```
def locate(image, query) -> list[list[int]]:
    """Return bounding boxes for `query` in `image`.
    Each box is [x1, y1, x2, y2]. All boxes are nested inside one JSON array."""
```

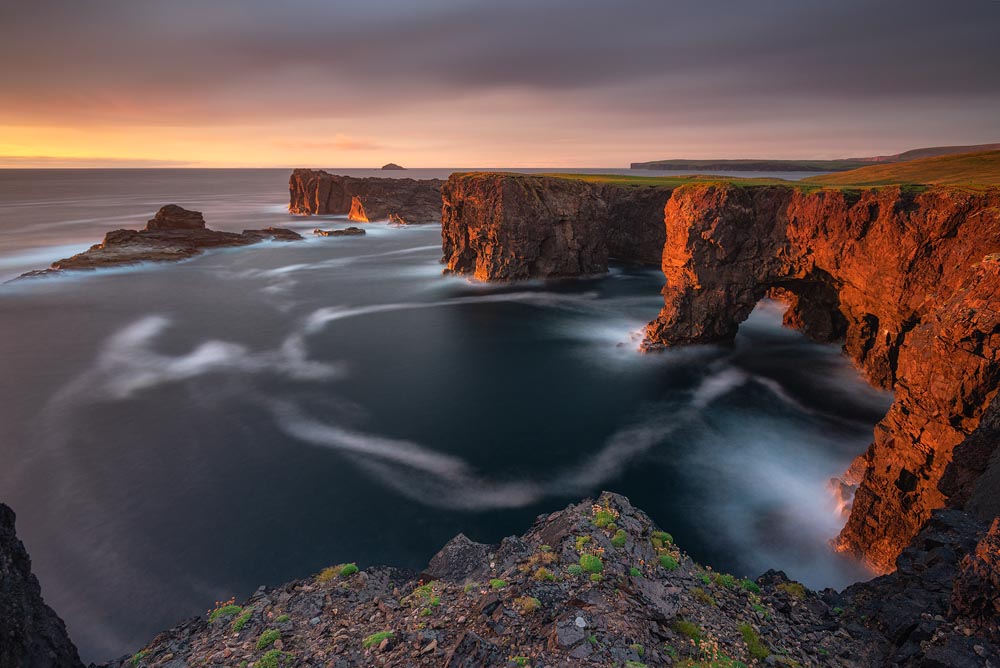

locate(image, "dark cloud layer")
[[1, 0, 998, 162]]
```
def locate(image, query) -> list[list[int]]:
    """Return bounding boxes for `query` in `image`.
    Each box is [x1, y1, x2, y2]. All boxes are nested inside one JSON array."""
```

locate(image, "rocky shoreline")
[[2, 493, 997, 668], [16, 205, 303, 280]]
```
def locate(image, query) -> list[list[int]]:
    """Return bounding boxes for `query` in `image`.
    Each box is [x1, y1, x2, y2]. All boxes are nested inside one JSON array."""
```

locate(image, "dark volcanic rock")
[[17, 205, 302, 278], [641, 183, 1000, 574], [837, 509, 1000, 667], [951, 517, 1000, 642], [313, 226, 366, 237], [100, 492, 900, 668], [1, 503, 83, 668], [440, 173, 671, 279], [288, 168, 443, 224]]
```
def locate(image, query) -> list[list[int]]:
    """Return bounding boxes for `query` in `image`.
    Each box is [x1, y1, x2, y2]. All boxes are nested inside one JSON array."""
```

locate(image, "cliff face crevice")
[[288, 169, 443, 225], [643, 183, 1000, 573], [440, 173, 671, 279]]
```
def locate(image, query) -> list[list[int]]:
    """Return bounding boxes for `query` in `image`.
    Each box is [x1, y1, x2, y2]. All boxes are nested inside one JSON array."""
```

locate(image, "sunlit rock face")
[[288, 169, 443, 224], [643, 183, 1000, 573], [440, 173, 672, 279]]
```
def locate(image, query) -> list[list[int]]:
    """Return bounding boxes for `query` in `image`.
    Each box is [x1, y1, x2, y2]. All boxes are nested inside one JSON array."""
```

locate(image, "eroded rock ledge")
[[288, 169, 443, 225], [440, 173, 670, 279], [18, 204, 302, 279]]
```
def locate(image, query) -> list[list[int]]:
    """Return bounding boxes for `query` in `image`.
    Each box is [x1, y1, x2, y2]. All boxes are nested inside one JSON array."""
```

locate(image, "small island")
[[380, 163, 406, 170]]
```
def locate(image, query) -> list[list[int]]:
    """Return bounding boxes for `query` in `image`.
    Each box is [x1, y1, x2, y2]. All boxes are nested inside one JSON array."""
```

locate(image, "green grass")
[[801, 150, 1000, 187], [454, 150, 1000, 193], [511, 657, 530, 667], [673, 620, 702, 642], [317, 563, 357, 583], [579, 553, 604, 574], [130, 650, 149, 667], [208, 604, 242, 622], [650, 531, 673, 550], [575, 535, 592, 551], [275, 614, 290, 623], [256, 629, 280, 650], [630, 643, 645, 657], [629, 566, 642, 577], [776, 581, 807, 600], [566, 564, 584, 576], [611, 529, 627, 548], [256, 650, 289, 668], [489, 578, 508, 589], [712, 573, 737, 589], [738, 623, 770, 660], [739, 579, 760, 594], [338, 563, 359, 577], [533, 567, 556, 582], [659, 554, 679, 570], [692, 587, 716, 606], [232, 609, 253, 632], [362, 631, 394, 649]]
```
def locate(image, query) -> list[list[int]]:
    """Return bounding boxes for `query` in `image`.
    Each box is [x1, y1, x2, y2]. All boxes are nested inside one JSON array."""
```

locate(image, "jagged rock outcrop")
[[640, 183, 1000, 574], [1, 503, 83, 668], [100, 493, 891, 668], [93, 493, 999, 668], [440, 173, 671, 279], [288, 169, 443, 224], [832, 509, 999, 667], [17, 205, 302, 278]]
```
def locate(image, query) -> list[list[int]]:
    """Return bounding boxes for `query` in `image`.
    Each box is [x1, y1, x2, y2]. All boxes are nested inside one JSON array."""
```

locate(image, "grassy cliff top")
[[799, 150, 1000, 187], [455, 152, 1000, 191]]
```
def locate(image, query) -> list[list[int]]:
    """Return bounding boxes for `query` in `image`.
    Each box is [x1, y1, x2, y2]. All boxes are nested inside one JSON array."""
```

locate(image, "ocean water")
[[0, 168, 889, 662]]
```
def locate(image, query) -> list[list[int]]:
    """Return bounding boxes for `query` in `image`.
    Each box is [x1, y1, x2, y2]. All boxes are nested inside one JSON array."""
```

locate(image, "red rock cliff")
[[643, 183, 1000, 573], [440, 173, 671, 279], [288, 168, 444, 225]]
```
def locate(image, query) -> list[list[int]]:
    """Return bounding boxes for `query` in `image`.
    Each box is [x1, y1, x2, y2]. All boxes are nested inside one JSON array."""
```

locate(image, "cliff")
[[440, 173, 670, 279], [643, 183, 1000, 573], [439, 172, 1000, 575], [288, 169, 443, 225], [17, 204, 302, 279], [90, 493, 998, 668], [1, 503, 83, 668]]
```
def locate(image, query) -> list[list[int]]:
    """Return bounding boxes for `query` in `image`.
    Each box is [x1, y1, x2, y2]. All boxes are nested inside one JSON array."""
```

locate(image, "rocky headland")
[[440, 173, 671, 279], [440, 172, 1000, 578], [3, 493, 997, 668], [288, 169, 443, 225], [17, 205, 302, 279]]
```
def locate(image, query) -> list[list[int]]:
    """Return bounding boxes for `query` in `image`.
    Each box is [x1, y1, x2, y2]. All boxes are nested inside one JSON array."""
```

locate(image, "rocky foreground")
[[5, 493, 997, 668], [17, 205, 302, 279], [288, 169, 443, 225]]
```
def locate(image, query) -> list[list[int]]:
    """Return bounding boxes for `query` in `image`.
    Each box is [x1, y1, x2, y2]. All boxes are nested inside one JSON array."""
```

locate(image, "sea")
[[0, 168, 892, 661]]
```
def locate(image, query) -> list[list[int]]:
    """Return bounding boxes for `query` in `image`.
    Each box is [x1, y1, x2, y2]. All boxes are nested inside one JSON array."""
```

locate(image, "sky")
[[1, 0, 999, 168]]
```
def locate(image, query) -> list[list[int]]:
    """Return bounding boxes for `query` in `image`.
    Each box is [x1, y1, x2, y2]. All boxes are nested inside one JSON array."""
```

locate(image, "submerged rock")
[[16, 205, 302, 279], [1, 503, 83, 668]]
